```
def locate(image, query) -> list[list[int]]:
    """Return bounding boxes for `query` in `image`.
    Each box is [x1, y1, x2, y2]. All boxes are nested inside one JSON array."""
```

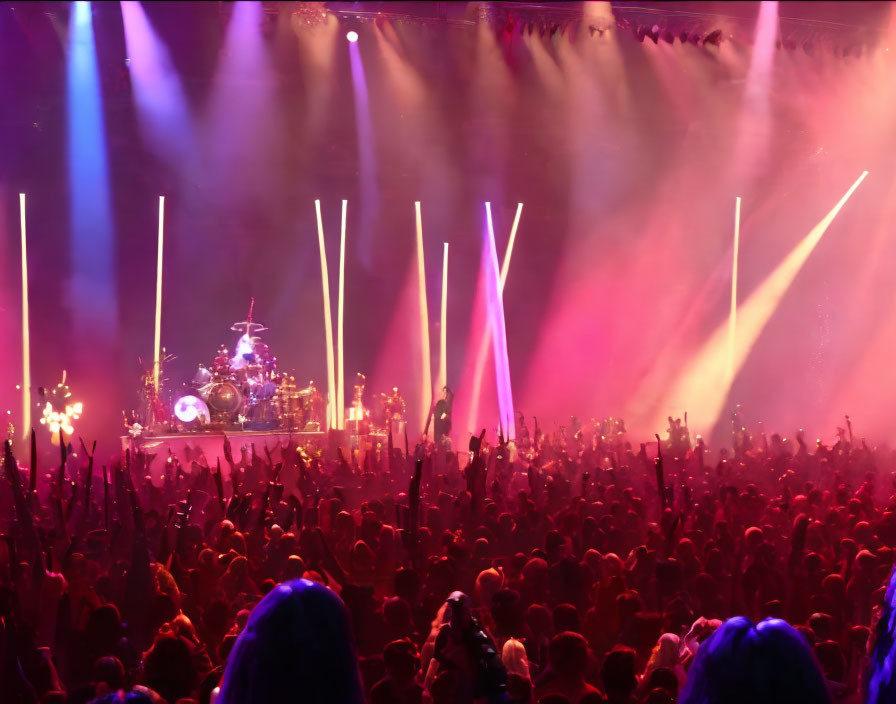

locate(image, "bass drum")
[[206, 380, 243, 414]]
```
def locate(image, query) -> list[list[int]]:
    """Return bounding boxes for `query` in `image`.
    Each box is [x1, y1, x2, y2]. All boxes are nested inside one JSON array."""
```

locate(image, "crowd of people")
[[2, 412, 896, 704]]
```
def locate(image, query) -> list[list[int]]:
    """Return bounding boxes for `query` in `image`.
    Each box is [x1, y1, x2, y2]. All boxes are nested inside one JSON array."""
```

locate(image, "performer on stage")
[[348, 373, 369, 433], [352, 373, 367, 419], [433, 386, 454, 445]]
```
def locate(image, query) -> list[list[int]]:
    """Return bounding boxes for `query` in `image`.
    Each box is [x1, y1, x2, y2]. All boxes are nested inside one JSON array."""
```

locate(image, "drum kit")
[[370, 386, 408, 438], [165, 301, 406, 435], [173, 301, 323, 431]]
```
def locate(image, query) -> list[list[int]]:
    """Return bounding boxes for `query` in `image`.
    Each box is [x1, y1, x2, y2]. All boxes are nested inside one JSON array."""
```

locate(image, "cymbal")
[[230, 322, 268, 338]]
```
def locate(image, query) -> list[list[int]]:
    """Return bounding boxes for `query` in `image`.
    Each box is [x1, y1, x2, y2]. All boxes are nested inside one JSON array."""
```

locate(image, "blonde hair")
[[502, 638, 530, 680]]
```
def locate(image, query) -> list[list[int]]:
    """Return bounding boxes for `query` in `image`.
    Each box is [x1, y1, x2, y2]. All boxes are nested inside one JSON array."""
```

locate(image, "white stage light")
[[174, 395, 210, 424]]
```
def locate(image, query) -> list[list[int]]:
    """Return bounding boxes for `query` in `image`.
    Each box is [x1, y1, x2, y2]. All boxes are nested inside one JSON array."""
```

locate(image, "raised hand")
[[102, 464, 110, 530], [129, 489, 145, 536], [28, 429, 37, 493], [78, 437, 96, 462], [213, 458, 226, 510], [4, 440, 20, 488]]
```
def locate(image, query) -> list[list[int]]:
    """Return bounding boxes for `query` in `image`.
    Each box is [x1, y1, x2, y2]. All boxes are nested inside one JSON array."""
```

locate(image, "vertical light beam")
[[438, 242, 449, 393], [726, 196, 741, 386], [315, 200, 337, 430], [415, 201, 432, 431], [337, 199, 347, 430], [153, 196, 165, 392], [19, 194, 30, 439], [485, 203, 516, 438], [499, 203, 523, 288]]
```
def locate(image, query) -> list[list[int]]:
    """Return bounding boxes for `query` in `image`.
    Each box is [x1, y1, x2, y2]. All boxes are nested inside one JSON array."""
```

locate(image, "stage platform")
[[121, 428, 388, 481], [121, 430, 326, 476]]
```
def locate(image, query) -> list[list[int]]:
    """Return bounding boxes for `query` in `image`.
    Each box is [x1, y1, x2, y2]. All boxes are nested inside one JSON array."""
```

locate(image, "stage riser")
[[121, 431, 325, 482]]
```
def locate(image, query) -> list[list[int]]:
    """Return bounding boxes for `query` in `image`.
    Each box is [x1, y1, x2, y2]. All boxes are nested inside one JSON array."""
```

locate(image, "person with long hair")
[[639, 633, 686, 696], [217, 579, 364, 704]]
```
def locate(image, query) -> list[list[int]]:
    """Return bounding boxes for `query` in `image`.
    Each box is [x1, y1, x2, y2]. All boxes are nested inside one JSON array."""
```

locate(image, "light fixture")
[[346, 30, 358, 42], [174, 395, 210, 424]]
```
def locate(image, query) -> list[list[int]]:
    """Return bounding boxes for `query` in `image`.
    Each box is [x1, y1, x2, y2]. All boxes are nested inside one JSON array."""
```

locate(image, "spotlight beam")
[[315, 200, 337, 430], [121, 0, 195, 166], [415, 201, 432, 431], [655, 171, 868, 434], [20, 193, 30, 440], [467, 203, 523, 434], [485, 202, 516, 439], [68, 0, 118, 400], [348, 35, 377, 268]]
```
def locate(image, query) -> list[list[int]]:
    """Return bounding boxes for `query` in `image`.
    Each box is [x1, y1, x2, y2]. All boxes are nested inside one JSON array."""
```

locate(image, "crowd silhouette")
[[2, 413, 896, 703]]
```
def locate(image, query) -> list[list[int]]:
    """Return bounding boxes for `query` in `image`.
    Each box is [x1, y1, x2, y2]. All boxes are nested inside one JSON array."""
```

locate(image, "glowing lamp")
[[174, 395, 211, 424], [346, 30, 358, 43]]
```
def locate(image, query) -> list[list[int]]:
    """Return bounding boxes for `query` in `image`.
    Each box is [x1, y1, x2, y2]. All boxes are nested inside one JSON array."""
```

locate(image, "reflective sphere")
[[207, 382, 242, 413]]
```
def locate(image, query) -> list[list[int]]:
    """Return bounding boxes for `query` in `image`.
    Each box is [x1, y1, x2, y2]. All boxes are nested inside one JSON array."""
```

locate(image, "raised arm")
[[4, 441, 45, 578]]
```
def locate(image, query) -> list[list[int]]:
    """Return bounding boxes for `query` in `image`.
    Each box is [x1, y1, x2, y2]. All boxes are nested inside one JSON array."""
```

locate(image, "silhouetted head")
[[86, 604, 123, 654], [445, 591, 474, 632], [552, 603, 580, 634], [383, 639, 419, 682], [868, 565, 896, 704], [91, 655, 125, 691], [142, 635, 196, 704], [549, 631, 590, 681], [218, 579, 364, 704], [680, 617, 832, 704], [601, 645, 637, 699]]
